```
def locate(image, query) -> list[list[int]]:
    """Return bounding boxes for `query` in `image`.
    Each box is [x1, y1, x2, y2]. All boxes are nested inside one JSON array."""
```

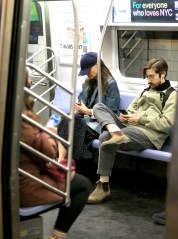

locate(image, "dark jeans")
[[54, 174, 92, 232]]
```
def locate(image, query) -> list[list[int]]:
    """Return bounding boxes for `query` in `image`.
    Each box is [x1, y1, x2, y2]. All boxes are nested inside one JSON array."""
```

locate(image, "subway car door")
[[0, 0, 34, 238]]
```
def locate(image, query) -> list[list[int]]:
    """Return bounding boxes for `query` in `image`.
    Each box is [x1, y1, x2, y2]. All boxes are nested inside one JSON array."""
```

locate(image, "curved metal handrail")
[[97, 0, 114, 103], [26, 46, 57, 79]]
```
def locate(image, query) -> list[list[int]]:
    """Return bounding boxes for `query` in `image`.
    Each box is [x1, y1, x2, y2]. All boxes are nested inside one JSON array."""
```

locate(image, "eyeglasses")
[[145, 74, 158, 81]]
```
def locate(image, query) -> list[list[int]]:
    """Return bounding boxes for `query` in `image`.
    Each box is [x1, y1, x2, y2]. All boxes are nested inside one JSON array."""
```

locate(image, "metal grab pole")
[[65, 0, 79, 205], [166, 96, 178, 239], [97, 0, 114, 103]]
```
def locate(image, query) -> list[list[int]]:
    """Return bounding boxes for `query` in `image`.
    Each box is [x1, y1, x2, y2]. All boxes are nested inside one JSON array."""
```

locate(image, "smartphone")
[[46, 114, 61, 127], [119, 109, 128, 115]]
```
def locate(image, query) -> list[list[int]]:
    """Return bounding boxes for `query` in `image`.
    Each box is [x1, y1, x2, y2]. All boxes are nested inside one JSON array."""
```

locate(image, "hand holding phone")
[[119, 109, 128, 115], [46, 114, 61, 127]]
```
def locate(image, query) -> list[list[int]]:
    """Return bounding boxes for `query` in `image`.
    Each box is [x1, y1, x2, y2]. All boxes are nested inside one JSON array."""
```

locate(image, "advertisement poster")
[[49, 1, 90, 65], [58, 21, 89, 64], [113, 0, 178, 23]]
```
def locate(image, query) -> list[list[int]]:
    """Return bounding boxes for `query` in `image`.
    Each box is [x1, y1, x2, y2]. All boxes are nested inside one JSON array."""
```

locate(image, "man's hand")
[[119, 108, 140, 124]]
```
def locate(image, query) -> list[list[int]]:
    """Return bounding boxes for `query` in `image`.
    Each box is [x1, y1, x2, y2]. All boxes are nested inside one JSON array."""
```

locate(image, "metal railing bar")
[[26, 62, 74, 95], [18, 168, 66, 197], [29, 56, 55, 74], [35, 100, 54, 115], [24, 87, 72, 121], [28, 61, 56, 79], [31, 55, 55, 70], [30, 68, 56, 89], [121, 30, 128, 38], [20, 141, 68, 171], [26, 46, 55, 63], [21, 114, 70, 147], [125, 47, 143, 71], [31, 75, 50, 89], [34, 84, 56, 103], [26, 48, 56, 78], [126, 38, 142, 57], [29, 68, 56, 81], [122, 31, 138, 49], [29, 66, 56, 79]]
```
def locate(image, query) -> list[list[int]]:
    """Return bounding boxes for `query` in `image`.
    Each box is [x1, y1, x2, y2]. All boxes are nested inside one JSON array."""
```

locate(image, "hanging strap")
[[160, 87, 176, 109]]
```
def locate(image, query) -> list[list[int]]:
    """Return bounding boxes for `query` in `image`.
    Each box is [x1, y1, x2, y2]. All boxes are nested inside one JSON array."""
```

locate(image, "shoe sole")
[[101, 139, 132, 151], [152, 215, 166, 225], [87, 195, 112, 205]]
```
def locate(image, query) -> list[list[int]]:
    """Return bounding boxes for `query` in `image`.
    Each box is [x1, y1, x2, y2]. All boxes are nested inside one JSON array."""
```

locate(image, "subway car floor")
[[42, 159, 167, 239]]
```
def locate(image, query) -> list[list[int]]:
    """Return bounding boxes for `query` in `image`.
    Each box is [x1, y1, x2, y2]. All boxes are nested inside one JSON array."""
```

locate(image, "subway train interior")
[[1, 0, 178, 238]]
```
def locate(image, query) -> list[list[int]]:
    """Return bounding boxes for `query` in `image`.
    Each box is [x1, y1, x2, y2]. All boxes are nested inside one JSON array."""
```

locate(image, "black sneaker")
[[152, 211, 166, 225]]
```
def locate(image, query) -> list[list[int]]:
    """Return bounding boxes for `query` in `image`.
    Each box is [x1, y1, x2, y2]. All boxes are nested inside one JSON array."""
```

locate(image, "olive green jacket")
[[126, 85, 177, 149]]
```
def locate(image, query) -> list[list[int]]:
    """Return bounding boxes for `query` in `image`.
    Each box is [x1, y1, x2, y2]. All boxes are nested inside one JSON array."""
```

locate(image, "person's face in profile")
[[87, 64, 97, 80], [145, 69, 166, 89]]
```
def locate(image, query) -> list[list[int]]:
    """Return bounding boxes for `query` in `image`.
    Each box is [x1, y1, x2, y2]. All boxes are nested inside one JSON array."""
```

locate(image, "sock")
[[106, 124, 122, 134], [100, 176, 109, 183]]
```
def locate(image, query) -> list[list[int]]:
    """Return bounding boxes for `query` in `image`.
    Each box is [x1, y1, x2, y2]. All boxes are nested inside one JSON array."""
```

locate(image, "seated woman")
[[58, 52, 120, 161], [19, 70, 92, 239]]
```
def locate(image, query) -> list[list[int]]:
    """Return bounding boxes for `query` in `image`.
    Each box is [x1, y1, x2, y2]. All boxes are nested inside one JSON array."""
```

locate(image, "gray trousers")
[[93, 103, 155, 176]]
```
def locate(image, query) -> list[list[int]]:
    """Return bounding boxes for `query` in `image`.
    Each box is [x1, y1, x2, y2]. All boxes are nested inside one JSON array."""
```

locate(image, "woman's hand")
[[45, 126, 58, 146], [46, 126, 57, 134], [75, 101, 92, 115], [57, 141, 68, 161]]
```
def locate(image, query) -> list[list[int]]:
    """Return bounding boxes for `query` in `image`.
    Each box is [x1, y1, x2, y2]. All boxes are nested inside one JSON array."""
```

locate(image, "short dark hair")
[[143, 58, 168, 78]]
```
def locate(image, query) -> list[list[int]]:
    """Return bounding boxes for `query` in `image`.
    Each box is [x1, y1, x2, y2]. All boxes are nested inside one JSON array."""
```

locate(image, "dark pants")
[[54, 174, 92, 232]]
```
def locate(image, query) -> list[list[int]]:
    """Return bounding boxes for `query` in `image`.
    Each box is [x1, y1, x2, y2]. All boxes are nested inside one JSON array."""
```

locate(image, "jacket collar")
[[155, 80, 171, 91]]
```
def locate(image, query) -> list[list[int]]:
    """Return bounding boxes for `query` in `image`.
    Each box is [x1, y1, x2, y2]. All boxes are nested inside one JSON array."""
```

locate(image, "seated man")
[[87, 58, 177, 204]]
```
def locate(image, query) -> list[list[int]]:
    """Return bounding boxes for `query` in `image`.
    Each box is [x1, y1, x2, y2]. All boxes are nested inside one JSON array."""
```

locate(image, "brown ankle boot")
[[48, 229, 67, 239], [87, 181, 111, 204]]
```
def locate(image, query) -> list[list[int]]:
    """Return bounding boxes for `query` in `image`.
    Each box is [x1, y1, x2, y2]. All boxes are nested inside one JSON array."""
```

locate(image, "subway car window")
[[117, 30, 178, 81], [29, 0, 43, 44]]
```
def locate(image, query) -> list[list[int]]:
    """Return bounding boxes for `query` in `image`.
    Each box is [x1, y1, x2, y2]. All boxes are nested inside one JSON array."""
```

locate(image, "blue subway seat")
[[92, 139, 172, 162], [20, 202, 62, 217]]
